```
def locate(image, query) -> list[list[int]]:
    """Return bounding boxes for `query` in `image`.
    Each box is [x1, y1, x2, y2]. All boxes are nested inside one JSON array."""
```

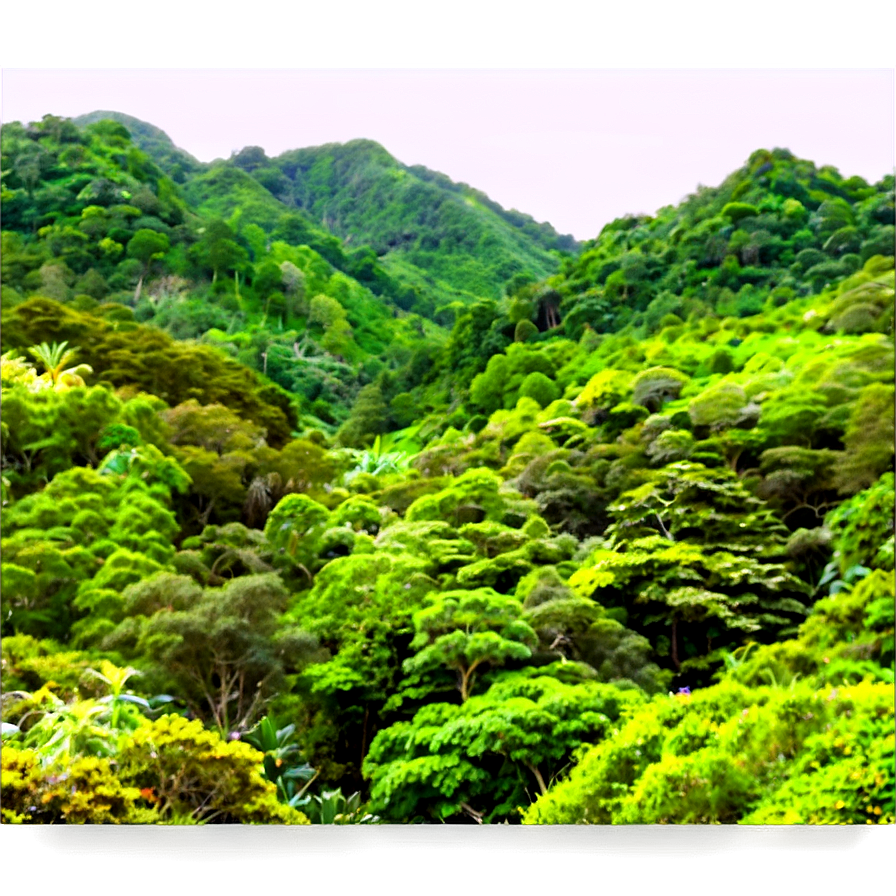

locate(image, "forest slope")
[[1, 115, 893, 826]]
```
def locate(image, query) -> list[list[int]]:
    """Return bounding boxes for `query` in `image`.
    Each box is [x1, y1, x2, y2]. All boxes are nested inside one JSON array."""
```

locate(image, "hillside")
[[264, 139, 578, 300], [71, 111, 579, 308], [0, 113, 441, 433], [1, 113, 893, 827], [72, 110, 205, 182]]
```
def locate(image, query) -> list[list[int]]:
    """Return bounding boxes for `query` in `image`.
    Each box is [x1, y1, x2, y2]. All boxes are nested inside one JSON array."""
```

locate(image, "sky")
[[3, 68, 893, 242]]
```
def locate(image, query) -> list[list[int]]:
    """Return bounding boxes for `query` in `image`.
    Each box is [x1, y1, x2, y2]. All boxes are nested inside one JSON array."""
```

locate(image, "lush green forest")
[[1, 113, 893, 825]]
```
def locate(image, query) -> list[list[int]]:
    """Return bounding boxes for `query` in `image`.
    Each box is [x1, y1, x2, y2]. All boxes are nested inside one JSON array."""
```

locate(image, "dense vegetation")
[[1, 114, 893, 825]]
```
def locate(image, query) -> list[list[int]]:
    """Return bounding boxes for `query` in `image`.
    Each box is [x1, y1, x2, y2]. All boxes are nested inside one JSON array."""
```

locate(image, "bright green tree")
[[403, 588, 537, 702], [126, 229, 169, 302]]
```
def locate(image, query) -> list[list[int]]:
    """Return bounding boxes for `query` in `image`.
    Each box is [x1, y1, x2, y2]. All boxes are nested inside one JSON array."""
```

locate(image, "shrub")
[[1, 746, 157, 824], [518, 371, 560, 409], [514, 320, 538, 343], [117, 715, 310, 824]]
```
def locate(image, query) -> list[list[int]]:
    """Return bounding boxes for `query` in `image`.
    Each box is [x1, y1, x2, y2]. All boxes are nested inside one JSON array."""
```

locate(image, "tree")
[[279, 261, 307, 311], [263, 493, 332, 574], [469, 355, 509, 414], [514, 320, 538, 343], [178, 448, 249, 526], [11, 141, 48, 198], [160, 400, 266, 527], [126, 573, 317, 732], [0, 382, 124, 496], [403, 588, 537, 702], [404, 468, 508, 526], [721, 202, 760, 224], [566, 462, 813, 676], [26, 342, 93, 391], [363, 671, 641, 822], [631, 367, 689, 412], [688, 381, 751, 431], [570, 534, 810, 677], [190, 220, 248, 284], [833, 384, 895, 495], [126, 229, 169, 303], [606, 461, 789, 551], [163, 400, 264, 456], [337, 384, 388, 448], [823, 473, 894, 577], [758, 388, 830, 449], [518, 371, 560, 409], [308, 294, 354, 357], [757, 446, 839, 525], [2, 297, 296, 445], [646, 429, 695, 465], [522, 583, 669, 693], [308, 294, 346, 329], [253, 260, 283, 302]]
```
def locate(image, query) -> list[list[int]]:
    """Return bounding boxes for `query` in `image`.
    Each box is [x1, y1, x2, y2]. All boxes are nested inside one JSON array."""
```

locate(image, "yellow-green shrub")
[[1, 746, 157, 824], [116, 714, 310, 824], [523, 680, 894, 825]]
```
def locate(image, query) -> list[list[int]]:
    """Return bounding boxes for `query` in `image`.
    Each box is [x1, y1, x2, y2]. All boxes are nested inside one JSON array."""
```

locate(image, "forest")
[[0, 111, 893, 825]]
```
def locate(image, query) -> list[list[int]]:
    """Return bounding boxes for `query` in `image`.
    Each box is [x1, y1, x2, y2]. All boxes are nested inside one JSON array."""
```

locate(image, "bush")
[[117, 715, 310, 824], [518, 371, 560, 409], [514, 320, 539, 343], [722, 202, 759, 223], [1, 746, 157, 824], [523, 670, 895, 825]]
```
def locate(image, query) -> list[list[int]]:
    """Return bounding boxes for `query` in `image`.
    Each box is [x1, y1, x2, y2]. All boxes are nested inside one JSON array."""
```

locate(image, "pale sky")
[[2, 69, 893, 241]]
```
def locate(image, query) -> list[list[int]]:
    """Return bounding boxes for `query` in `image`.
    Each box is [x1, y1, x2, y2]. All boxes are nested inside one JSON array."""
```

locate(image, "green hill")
[[253, 138, 579, 300], [543, 147, 895, 339], [0, 113, 438, 431], [2, 114, 893, 829], [72, 110, 205, 183], [69, 112, 579, 309]]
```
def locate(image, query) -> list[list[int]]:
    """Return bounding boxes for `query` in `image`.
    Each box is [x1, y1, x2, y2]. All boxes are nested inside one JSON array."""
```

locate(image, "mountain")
[[2, 112, 893, 828], [0, 112, 438, 431], [70, 112, 579, 307], [260, 139, 578, 300], [72, 110, 205, 183], [504, 147, 895, 343]]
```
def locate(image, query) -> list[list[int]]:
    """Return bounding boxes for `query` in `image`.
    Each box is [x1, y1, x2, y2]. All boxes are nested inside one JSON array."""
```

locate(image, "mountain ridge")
[[71, 110, 578, 303]]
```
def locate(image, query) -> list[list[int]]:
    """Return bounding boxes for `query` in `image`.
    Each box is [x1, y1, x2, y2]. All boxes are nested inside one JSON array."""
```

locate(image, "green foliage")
[[365, 672, 642, 822], [833, 384, 895, 495], [404, 588, 537, 702], [263, 493, 332, 574], [518, 371, 561, 409], [270, 139, 574, 302], [2, 298, 297, 445], [606, 461, 790, 551], [405, 468, 507, 525], [293, 788, 380, 824], [722, 202, 760, 223], [523, 679, 894, 825], [569, 463, 811, 678], [338, 384, 388, 448], [1, 746, 157, 824], [2, 120, 893, 826], [688, 380, 751, 431], [127, 228, 169, 266], [631, 367, 689, 412], [825, 473, 894, 575], [111, 573, 318, 732], [117, 714, 310, 823], [514, 319, 539, 343], [237, 714, 316, 805]]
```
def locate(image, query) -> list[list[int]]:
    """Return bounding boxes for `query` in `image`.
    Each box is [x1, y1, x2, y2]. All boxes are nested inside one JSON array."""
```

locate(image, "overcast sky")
[[2, 69, 893, 241]]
